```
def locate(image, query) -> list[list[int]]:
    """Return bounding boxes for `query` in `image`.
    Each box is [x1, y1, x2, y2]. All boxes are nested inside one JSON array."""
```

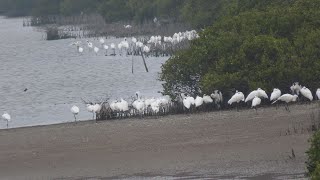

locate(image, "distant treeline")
[[0, 0, 226, 28]]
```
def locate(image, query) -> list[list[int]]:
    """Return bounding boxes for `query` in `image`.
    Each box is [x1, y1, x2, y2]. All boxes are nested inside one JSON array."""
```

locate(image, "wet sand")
[[0, 103, 319, 180]]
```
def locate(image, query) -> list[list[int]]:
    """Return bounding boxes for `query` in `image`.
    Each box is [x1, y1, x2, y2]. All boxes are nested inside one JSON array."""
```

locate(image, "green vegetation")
[[0, 0, 223, 28], [160, 0, 320, 98], [307, 131, 320, 179]]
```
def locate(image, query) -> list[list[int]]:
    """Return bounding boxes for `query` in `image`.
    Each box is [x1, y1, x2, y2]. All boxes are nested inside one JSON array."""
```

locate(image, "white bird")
[[300, 86, 313, 101], [71, 105, 80, 122], [272, 94, 298, 111], [228, 91, 245, 111], [245, 88, 268, 102], [93, 104, 101, 113], [132, 99, 145, 113], [143, 46, 150, 53], [203, 94, 213, 104], [290, 82, 302, 95], [94, 47, 99, 54], [151, 101, 160, 113], [78, 47, 84, 53], [124, 25, 132, 29], [99, 38, 105, 44], [181, 94, 195, 110], [87, 40, 93, 49], [316, 88, 320, 100], [110, 100, 119, 111], [182, 96, 191, 109], [270, 88, 281, 102], [228, 91, 245, 105], [195, 96, 204, 107], [2, 112, 11, 129], [245, 90, 258, 103], [110, 43, 116, 55], [211, 90, 223, 108], [252, 96, 261, 112], [132, 37, 137, 43], [133, 92, 145, 113], [86, 104, 95, 120], [257, 88, 268, 99], [118, 99, 129, 112]]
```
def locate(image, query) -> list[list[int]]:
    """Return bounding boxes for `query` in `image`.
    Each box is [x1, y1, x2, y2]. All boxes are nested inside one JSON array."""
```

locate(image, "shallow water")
[[0, 17, 167, 129]]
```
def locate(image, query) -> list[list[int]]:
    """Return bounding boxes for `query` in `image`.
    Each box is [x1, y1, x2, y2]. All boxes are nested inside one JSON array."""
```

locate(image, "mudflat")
[[1, 103, 319, 180]]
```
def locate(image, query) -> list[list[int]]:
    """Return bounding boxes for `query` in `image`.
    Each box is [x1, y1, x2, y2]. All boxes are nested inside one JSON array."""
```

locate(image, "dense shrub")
[[306, 131, 320, 178], [160, 0, 320, 98]]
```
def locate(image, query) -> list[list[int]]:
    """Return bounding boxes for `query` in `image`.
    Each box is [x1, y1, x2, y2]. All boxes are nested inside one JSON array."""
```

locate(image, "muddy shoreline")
[[0, 103, 318, 179]]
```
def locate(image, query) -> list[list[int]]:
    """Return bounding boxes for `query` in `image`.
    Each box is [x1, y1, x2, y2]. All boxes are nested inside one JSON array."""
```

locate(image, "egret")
[[182, 96, 191, 109], [151, 101, 160, 114], [257, 88, 268, 99], [211, 90, 223, 109], [132, 37, 137, 43], [99, 38, 105, 44], [2, 112, 11, 129], [252, 96, 262, 113], [110, 43, 116, 55], [143, 46, 150, 53], [316, 88, 320, 100], [300, 86, 313, 101], [124, 25, 132, 29], [195, 96, 204, 108], [117, 43, 123, 56], [78, 47, 84, 53], [86, 40, 93, 50], [94, 47, 99, 55], [245, 88, 268, 102], [290, 82, 302, 95], [133, 92, 145, 115], [103, 44, 108, 55], [110, 100, 119, 112], [270, 88, 281, 102], [228, 91, 245, 111], [180, 94, 194, 110], [118, 99, 129, 112], [86, 104, 95, 120], [71, 105, 80, 122], [203, 94, 213, 104], [272, 94, 298, 111]]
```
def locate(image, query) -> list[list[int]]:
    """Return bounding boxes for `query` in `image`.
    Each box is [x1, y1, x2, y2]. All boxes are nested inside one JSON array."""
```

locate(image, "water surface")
[[0, 17, 167, 129]]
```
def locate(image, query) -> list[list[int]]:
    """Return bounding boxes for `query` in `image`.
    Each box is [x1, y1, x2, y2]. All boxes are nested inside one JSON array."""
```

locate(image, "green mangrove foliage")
[[306, 130, 320, 179], [160, 0, 320, 98]]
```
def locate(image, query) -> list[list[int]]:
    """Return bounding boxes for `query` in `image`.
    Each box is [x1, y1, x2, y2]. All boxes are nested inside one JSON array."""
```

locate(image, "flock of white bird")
[[2, 83, 320, 128], [69, 30, 199, 56]]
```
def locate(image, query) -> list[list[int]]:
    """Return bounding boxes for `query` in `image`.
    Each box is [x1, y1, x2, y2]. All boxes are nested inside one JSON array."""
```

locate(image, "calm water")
[[0, 17, 167, 129]]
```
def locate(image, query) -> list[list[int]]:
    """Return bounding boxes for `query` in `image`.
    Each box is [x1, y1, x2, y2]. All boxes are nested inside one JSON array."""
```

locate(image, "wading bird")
[[252, 96, 261, 113], [272, 94, 298, 111], [270, 88, 281, 102], [228, 91, 245, 111], [245, 88, 268, 102], [71, 105, 80, 122], [300, 86, 313, 101], [316, 89, 320, 100], [2, 112, 11, 129]]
